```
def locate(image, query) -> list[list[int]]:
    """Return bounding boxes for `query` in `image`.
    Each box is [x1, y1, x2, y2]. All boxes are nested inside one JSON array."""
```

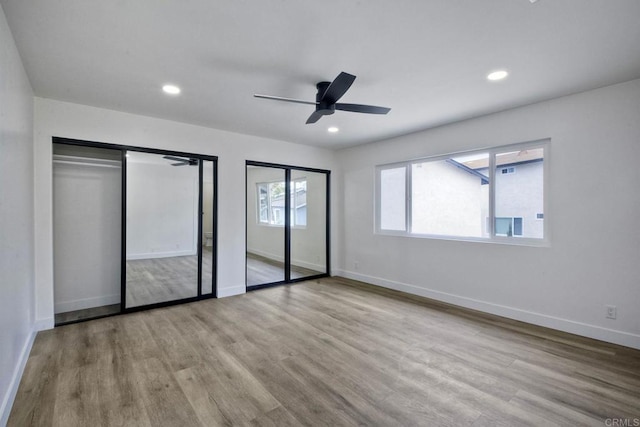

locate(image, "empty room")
[[1, 0, 639, 425]]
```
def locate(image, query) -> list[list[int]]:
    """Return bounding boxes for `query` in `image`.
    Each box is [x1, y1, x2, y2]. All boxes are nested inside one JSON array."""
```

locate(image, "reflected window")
[[257, 178, 306, 227]]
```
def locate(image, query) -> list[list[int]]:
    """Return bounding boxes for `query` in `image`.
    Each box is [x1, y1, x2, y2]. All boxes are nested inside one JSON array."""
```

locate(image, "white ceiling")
[[3, 0, 640, 149]]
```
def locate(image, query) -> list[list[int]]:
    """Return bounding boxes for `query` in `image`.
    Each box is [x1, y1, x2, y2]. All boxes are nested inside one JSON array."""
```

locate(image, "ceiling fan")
[[163, 155, 198, 166], [254, 72, 391, 124]]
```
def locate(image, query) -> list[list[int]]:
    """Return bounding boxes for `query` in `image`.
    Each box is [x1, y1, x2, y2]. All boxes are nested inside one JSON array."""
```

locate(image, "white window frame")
[[256, 178, 307, 228], [375, 139, 550, 246], [495, 217, 523, 237]]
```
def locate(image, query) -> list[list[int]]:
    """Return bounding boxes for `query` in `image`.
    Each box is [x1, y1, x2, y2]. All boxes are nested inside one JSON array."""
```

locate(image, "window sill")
[[375, 230, 549, 247]]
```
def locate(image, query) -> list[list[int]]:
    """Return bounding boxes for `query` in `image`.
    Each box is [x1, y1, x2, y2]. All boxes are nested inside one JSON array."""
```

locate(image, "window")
[[292, 179, 307, 227], [501, 167, 516, 174], [376, 140, 548, 244], [379, 167, 406, 231], [257, 178, 306, 227], [495, 217, 523, 237]]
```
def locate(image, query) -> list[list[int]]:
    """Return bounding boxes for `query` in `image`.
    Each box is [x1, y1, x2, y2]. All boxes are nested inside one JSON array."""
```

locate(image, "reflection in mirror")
[[246, 165, 286, 286], [126, 151, 199, 307], [290, 169, 327, 279], [201, 160, 215, 295]]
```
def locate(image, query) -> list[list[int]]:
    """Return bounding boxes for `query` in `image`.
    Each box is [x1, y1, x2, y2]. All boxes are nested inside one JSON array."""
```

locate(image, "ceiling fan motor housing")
[[316, 82, 335, 116]]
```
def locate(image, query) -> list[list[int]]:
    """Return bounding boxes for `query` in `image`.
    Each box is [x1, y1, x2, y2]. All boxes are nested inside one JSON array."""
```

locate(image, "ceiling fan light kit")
[[254, 72, 391, 124]]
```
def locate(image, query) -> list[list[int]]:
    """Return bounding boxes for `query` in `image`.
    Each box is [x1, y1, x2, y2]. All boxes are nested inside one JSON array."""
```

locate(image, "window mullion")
[[406, 163, 412, 235], [488, 151, 496, 239]]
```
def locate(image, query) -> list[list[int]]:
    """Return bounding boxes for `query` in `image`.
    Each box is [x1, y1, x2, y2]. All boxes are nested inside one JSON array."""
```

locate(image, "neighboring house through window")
[[376, 140, 547, 244]]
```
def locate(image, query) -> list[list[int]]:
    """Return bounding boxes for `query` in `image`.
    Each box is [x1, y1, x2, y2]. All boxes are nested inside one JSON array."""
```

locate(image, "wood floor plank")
[[227, 339, 355, 426], [175, 345, 280, 424], [144, 309, 205, 372], [246, 405, 301, 427], [130, 357, 202, 427], [278, 354, 407, 426], [6, 353, 59, 426], [174, 366, 237, 426], [509, 390, 603, 426]]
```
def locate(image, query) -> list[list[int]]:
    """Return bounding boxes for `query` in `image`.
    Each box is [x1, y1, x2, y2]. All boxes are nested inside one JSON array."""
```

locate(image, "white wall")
[[338, 79, 640, 349], [53, 160, 121, 313], [33, 97, 339, 327], [0, 4, 35, 424]]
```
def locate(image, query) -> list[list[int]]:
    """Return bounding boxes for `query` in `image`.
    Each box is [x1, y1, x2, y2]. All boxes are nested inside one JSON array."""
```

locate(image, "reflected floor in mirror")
[[246, 252, 323, 286], [126, 247, 214, 307], [55, 304, 121, 325]]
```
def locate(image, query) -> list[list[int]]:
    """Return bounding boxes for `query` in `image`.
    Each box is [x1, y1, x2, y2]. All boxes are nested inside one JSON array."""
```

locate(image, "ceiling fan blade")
[[163, 155, 189, 162], [321, 72, 356, 104], [254, 94, 318, 106], [170, 162, 187, 166], [306, 110, 324, 124], [335, 103, 391, 114]]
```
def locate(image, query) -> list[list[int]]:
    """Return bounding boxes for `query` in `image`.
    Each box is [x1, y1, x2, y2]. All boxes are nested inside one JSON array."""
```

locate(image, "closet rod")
[[53, 160, 122, 169]]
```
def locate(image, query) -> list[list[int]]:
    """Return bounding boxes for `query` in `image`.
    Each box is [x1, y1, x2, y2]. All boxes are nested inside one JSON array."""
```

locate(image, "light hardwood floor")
[[56, 249, 320, 324], [126, 247, 215, 307], [246, 252, 323, 286], [10, 277, 640, 426]]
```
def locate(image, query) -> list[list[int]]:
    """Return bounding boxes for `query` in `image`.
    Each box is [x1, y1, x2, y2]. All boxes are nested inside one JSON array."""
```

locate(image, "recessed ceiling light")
[[162, 84, 181, 95], [328, 127, 339, 133], [487, 70, 509, 81]]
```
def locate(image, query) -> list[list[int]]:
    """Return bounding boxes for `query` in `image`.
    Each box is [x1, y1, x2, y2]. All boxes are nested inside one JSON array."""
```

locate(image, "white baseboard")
[[126, 249, 197, 260], [338, 270, 640, 350], [247, 248, 283, 262], [34, 317, 54, 331], [217, 285, 246, 298], [55, 294, 120, 314], [0, 327, 37, 426], [291, 259, 325, 273], [247, 249, 325, 272]]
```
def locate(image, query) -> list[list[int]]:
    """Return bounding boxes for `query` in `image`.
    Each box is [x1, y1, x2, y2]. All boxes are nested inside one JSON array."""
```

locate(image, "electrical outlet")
[[354, 261, 359, 270], [606, 305, 617, 319]]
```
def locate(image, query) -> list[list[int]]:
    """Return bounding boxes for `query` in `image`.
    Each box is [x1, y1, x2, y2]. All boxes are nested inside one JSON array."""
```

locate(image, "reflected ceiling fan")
[[254, 72, 391, 124], [163, 155, 198, 166]]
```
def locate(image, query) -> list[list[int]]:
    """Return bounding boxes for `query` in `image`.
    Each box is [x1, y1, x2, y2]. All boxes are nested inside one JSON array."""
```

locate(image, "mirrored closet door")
[[246, 165, 286, 286], [125, 150, 218, 309], [290, 168, 327, 280], [52, 137, 217, 325], [201, 160, 216, 296], [246, 161, 330, 290], [125, 151, 200, 307]]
